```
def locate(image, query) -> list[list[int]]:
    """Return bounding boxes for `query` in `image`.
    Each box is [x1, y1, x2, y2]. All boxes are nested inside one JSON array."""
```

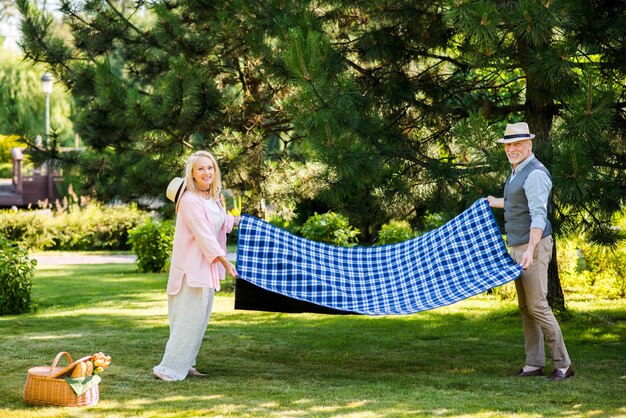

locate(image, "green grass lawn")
[[1, 263, 625, 417]]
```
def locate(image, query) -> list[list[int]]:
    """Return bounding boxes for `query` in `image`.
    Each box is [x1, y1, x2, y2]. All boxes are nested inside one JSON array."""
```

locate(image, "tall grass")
[[0, 264, 624, 417]]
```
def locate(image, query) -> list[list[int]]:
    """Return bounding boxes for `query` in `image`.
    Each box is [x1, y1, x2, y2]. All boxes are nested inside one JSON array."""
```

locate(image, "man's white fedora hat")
[[497, 122, 535, 144], [166, 177, 186, 211]]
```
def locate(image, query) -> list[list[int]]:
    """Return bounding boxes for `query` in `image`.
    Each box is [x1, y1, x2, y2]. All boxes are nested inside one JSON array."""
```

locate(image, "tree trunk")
[[547, 238, 565, 311], [527, 99, 564, 310], [521, 40, 565, 312]]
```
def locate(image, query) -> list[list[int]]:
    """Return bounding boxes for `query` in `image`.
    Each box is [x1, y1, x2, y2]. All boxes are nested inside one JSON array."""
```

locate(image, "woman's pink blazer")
[[167, 192, 234, 294]]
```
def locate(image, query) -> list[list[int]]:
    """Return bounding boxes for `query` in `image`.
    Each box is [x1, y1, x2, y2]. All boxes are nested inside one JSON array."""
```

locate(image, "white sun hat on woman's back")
[[166, 177, 186, 212]]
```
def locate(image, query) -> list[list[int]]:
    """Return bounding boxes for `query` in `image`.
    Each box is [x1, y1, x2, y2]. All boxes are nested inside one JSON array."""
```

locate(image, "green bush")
[[557, 236, 626, 299], [50, 203, 148, 251], [0, 209, 55, 250], [489, 281, 517, 300], [376, 220, 416, 245], [0, 202, 148, 251], [268, 216, 302, 235], [577, 243, 626, 299], [0, 162, 11, 178], [0, 236, 35, 315], [0, 134, 21, 164], [491, 236, 626, 301], [128, 218, 175, 273], [301, 212, 359, 247]]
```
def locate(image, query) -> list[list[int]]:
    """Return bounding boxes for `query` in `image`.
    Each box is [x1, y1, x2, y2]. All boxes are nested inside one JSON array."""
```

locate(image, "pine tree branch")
[[416, 52, 468, 71], [54, 10, 102, 69], [344, 58, 379, 86], [262, 118, 292, 131], [307, 79, 329, 108], [23, 49, 76, 85], [103, 0, 144, 37], [235, 54, 250, 98]]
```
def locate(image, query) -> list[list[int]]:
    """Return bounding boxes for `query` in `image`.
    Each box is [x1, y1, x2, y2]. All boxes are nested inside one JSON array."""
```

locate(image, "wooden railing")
[[0, 148, 62, 207]]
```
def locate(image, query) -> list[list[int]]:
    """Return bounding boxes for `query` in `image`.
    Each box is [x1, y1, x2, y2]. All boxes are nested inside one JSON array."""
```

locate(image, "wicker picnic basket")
[[23, 351, 99, 407]]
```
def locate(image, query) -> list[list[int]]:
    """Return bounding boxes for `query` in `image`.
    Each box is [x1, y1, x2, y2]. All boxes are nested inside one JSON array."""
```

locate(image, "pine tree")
[[441, 0, 626, 308], [279, 0, 626, 306], [17, 0, 307, 214]]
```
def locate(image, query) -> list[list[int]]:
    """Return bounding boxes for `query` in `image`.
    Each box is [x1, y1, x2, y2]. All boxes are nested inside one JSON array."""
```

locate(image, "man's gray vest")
[[503, 158, 553, 246]]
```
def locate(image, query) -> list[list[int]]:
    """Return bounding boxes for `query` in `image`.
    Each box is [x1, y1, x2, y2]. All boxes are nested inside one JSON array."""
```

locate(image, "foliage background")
[[14, 0, 625, 247], [5, 0, 626, 309], [0, 47, 75, 147]]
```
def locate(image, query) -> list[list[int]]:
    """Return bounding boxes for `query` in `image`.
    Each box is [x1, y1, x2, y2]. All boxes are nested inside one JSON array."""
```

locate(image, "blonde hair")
[[184, 150, 222, 199]]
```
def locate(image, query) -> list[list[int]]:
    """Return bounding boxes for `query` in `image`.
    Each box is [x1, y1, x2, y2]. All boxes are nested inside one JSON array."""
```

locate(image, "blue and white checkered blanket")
[[236, 199, 522, 315]]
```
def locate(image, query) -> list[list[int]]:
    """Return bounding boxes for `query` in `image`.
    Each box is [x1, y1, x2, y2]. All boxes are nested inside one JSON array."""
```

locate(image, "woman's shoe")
[[153, 370, 178, 381], [187, 367, 207, 377]]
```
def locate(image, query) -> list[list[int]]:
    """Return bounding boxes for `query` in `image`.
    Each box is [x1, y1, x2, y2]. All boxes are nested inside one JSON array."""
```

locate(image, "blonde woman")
[[153, 151, 240, 381]]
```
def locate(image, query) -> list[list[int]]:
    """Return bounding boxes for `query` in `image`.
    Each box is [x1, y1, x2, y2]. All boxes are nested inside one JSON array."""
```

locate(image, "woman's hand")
[[224, 260, 239, 278], [233, 216, 241, 227], [217, 256, 239, 278]]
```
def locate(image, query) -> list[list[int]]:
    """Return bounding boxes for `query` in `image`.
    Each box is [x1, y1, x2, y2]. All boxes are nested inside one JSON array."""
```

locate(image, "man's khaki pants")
[[510, 236, 571, 369]]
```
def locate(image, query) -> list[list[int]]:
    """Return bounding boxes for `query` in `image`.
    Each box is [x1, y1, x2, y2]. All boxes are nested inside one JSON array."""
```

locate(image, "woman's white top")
[[204, 198, 224, 235]]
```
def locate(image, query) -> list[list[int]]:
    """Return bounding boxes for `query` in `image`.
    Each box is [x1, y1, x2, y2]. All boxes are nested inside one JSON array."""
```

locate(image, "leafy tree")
[[0, 46, 74, 144]]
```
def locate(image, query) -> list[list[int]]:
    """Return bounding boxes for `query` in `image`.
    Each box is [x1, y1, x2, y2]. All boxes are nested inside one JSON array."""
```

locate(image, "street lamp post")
[[40, 72, 54, 199], [41, 72, 54, 146]]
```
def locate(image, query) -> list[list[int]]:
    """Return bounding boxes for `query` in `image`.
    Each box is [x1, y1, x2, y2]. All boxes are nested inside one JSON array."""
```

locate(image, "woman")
[[153, 150, 240, 382]]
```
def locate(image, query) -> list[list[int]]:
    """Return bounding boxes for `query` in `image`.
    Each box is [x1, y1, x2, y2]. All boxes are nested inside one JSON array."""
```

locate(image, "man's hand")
[[486, 196, 504, 208], [520, 228, 543, 270], [519, 248, 534, 270]]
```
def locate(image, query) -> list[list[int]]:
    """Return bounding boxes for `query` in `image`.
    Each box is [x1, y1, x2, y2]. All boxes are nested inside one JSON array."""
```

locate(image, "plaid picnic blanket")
[[236, 199, 522, 315]]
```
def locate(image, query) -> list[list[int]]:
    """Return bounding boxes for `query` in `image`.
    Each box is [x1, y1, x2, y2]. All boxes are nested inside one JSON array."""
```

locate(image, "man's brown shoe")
[[516, 367, 544, 377], [548, 366, 574, 381]]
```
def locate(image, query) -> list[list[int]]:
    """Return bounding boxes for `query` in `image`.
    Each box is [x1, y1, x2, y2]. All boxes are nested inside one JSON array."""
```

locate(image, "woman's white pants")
[[153, 277, 214, 381]]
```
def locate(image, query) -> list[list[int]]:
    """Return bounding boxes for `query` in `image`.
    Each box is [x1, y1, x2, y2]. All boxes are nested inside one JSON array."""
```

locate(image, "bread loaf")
[[70, 361, 87, 378], [85, 361, 94, 376]]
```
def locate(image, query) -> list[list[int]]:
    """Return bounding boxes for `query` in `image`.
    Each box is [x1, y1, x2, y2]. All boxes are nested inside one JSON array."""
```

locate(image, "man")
[[486, 122, 574, 381]]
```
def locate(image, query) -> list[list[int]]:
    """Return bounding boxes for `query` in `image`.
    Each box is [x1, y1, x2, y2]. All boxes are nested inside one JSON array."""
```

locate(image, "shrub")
[[376, 220, 416, 245], [0, 236, 35, 315], [0, 202, 148, 251], [0, 162, 11, 178], [128, 218, 175, 273], [0, 134, 21, 163], [301, 212, 359, 247], [267, 216, 302, 235], [0, 209, 55, 250], [489, 281, 517, 300], [557, 236, 626, 299], [578, 244, 626, 299], [50, 203, 148, 251]]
